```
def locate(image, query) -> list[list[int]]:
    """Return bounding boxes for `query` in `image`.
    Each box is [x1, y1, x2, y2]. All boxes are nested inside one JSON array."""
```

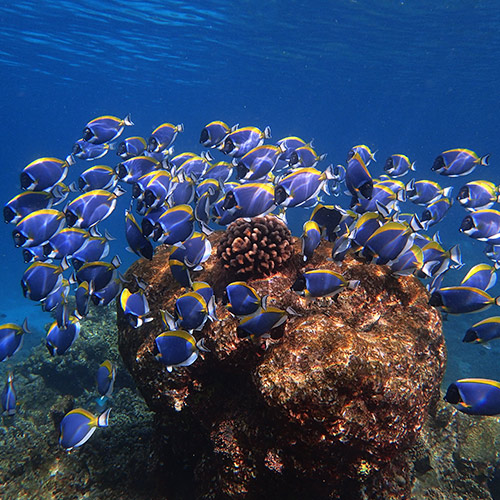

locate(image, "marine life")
[[46, 316, 81, 356], [405, 179, 452, 206], [59, 408, 111, 451], [4, 190, 58, 224], [236, 144, 284, 181], [82, 114, 134, 144], [429, 286, 500, 314], [125, 209, 154, 260], [463, 317, 500, 345], [200, 120, 231, 148], [96, 360, 116, 401], [20, 157, 69, 191], [116, 136, 147, 159], [431, 149, 490, 177], [222, 182, 276, 218], [21, 261, 65, 301], [154, 329, 208, 372], [147, 122, 184, 153], [78, 165, 119, 192], [345, 152, 373, 202], [120, 287, 152, 328], [116, 156, 160, 184], [225, 282, 265, 317], [237, 306, 288, 340], [0, 320, 30, 362], [155, 204, 195, 244], [460, 263, 497, 291], [347, 145, 376, 165], [13, 208, 66, 248], [419, 197, 452, 227], [384, 154, 415, 178], [1, 373, 16, 416], [291, 269, 359, 298], [69, 140, 111, 163], [456, 180, 499, 211], [288, 144, 326, 168], [75, 256, 121, 292], [43, 227, 90, 259], [459, 209, 500, 243], [301, 220, 321, 261], [444, 379, 500, 415], [219, 125, 272, 157]]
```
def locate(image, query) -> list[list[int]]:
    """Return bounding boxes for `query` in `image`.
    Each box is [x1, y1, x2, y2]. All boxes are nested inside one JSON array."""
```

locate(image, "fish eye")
[[82, 127, 93, 141], [147, 137, 158, 153], [200, 128, 209, 144], [291, 275, 306, 292], [42, 243, 53, 257], [428, 292, 443, 307], [459, 216, 474, 232], [22, 249, 34, 263], [12, 230, 26, 248], [116, 142, 126, 156], [431, 155, 445, 171], [420, 210, 432, 222], [384, 158, 393, 171], [132, 182, 143, 199], [77, 176, 87, 191], [444, 383, 461, 404], [3, 206, 16, 223], [20, 172, 32, 190], [274, 186, 288, 205], [456, 186, 469, 201], [289, 152, 298, 165], [116, 163, 128, 180]]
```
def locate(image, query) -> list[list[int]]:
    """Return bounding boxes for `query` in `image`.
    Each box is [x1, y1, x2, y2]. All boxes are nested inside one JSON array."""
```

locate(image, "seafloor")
[[1, 289, 500, 499]]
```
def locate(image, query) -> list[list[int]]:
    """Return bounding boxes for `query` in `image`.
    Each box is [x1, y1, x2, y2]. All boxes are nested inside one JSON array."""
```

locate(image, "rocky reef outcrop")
[[117, 218, 446, 499]]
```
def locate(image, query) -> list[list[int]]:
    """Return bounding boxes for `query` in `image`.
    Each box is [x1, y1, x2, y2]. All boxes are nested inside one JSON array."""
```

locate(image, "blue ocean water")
[[0, 0, 499, 387]]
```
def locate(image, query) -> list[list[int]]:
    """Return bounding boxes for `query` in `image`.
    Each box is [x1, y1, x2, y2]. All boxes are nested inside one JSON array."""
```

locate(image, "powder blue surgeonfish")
[[82, 114, 133, 144], [0, 320, 30, 362], [46, 316, 81, 356], [459, 209, 500, 244], [429, 286, 500, 314], [405, 179, 452, 206], [456, 180, 499, 211], [116, 136, 147, 159], [116, 156, 160, 184], [75, 256, 121, 292], [225, 282, 266, 317], [384, 154, 415, 178], [200, 120, 231, 148], [460, 263, 497, 291], [13, 209, 66, 248], [1, 373, 16, 416], [219, 126, 272, 158], [120, 288, 152, 328], [432, 149, 490, 177], [68, 140, 111, 163], [4, 190, 58, 224], [21, 261, 66, 301], [221, 183, 275, 219], [20, 157, 69, 192], [345, 152, 374, 202], [125, 209, 153, 260], [155, 204, 195, 244], [291, 269, 359, 298], [43, 227, 90, 260], [301, 220, 321, 261], [288, 144, 326, 169], [444, 379, 500, 416], [147, 123, 184, 153], [463, 317, 500, 345], [237, 307, 288, 340], [419, 197, 452, 228], [96, 360, 116, 402], [155, 329, 208, 372], [78, 165, 118, 192], [347, 145, 377, 166], [59, 408, 111, 451], [236, 144, 284, 181]]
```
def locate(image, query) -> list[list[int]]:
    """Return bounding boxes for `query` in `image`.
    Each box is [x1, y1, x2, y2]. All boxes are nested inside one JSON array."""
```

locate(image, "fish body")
[[4, 190, 55, 224], [147, 123, 184, 153], [46, 316, 80, 356], [363, 221, 415, 265], [310, 204, 346, 242], [75, 281, 92, 319], [456, 180, 499, 211], [420, 197, 452, 227], [143, 171, 172, 209], [347, 145, 376, 165], [288, 145, 326, 168], [388, 245, 424, 276], [116, 156, 159, 184], [120, 288, 151, 328], [21, 261, 64, 301], [237, 307, 287, 340], [156, 204, 194, 244], [155, 330, 203, 372], [236, 145, 283, 181], [301, 220, 321, 261], [345, 152, 373, 201], [59, 408, 111, 451], [219, 126, 271, 158], [201, 161, 233, 183], [71, 234, 110, 270], [460, 263, 497, 291], [384, 154, 415, 178], [65, 189, 123, 229], [200, 121, 230, 147], [20, 157, 68, 192], [432, 149, 490, 177], [176, 156, 210, 181], [225, 282, 263, 317], [459, 209, 500, 243], [291, 269, 359, 298], [75, 257, 121, 292], [43, 227, 89, 259], [354, 183, 405, 214], [91, 275, 124, 307], [169, 248, 192, 288], [116, 136, 146, 159], [405, 179, 452, 206], [182, 232, 212, 269], [429, 286, 500, 314], [70, 140, 110, 162], [444, 379, 500, 415], [463, 317, 500, 345], [13, 209, 66, 248], [174, 291, 211, 331], [1, 373, 16, 416], [78, 165, 118, 192], [83, 114, 133, 144], [222, 183, 275, 219], [125, 210, 153, 260], [0, 320, 29, 362], [97, 360, 116, 399]]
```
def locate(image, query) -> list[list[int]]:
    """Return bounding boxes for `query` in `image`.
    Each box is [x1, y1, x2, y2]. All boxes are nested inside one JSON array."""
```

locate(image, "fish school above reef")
[[1, 112, 499, 497]]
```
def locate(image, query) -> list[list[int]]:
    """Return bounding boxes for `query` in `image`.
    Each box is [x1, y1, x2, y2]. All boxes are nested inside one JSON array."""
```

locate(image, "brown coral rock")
[[117, 233, 445, 499]]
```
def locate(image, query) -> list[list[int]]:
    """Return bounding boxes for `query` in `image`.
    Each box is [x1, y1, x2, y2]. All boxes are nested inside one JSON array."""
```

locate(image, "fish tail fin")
[[441, 186, 453, 198], [22, 318, 31, 335], [264, 126, 272, 139], [347, 280, 360, 290], [66, 154, 76, 166], [480, 154, 491, 166], [123, 113, 134, 126], [177, 123, 185, 133], [410, 161, 416, 171], [97, 408, 111, 427], [450, 244, 462, 266]]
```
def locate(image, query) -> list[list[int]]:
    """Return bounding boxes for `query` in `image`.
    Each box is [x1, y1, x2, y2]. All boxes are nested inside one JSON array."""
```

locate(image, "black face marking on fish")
[[431, 155, 445, 172], [444, 383, 461, 404], [459, 216, 474, 232], [274, 186, 288, 205], [358, 181, 373, 200], [12, 230, 26, 248], [384, 157, 393, 172], [222, 191, 236, 211], [72, 143, 83, 155], [147, 137, 159, 153], [456, 186, 469, 201], [428, 292, 444, 307], [462, 329, 478, 343], [221, 138, 235, 155], [288, 152, 299, 166], [20, 172, 33, 190], [65, 210, 78, 227], [291, 275, 306, 292], [144, 190, 157, 208], [116, 163, 128, 180], [82, 127, 93, 141], [200, 128, 209, 144], [3, 206, 16, 223], [235, 163, 248, 180]]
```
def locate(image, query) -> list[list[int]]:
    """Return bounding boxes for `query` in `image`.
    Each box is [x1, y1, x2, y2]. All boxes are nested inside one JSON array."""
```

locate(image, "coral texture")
[[216, 215, 294, 278], [117, 233, 446, 499]]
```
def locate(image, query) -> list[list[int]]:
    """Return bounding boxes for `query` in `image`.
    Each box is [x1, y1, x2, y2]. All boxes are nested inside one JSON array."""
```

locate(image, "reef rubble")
[[117, 216, 446, 500]]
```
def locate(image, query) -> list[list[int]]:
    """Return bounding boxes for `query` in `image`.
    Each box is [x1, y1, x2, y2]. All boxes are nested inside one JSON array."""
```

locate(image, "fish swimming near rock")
[[444, 379, 500, 415], [59, 408, 111, 451]]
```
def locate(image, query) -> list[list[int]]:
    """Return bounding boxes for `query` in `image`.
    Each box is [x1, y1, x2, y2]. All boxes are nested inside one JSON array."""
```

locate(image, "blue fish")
[[43, 227, 90, 260], [460, 263, 497, 291], [345, 152, 374, 202], [20, 157, 69, 191], [155, 204, 195, 245], [432, 148, 490, 177], [116, 136, 147, 159], [78, 165, 118, 192], [120, 288, 152, 328], [59, 408, 111, 451], [168, 173, 196, 206], [141, 206, 168, 240], [225, 282, 265, 317], [387, 245, 424, 276], [75, 281, 92, 319], [23, 245, 50, 264], [0, 320, 30, 362], [155, 329, 208, 372], [46, 316, 81, 356], [13, 209, 66, 248], [82, 114, 133, 144], [354, 183, 406, 215], [301, 220, 321, 261], [459, 209, 500, 243], [221, 182, 275, 219], [68, 140, 111, 163], [363, 221, 415, 265], [71, 232, 112, 270], [405, 179, 452, 206], [96, 360, 116, 401], [310, 204, 347, 242], [1, 373, 16, 416], [4, 190, 57, 224], [132, 170, 163, 203], [288, 144, 326, 168], [75, 256, 121, 291], [171, 291, 213, 331], [236, 144, 285, 181], [291, 269, 359, 298], [125, 209, 153, 260], [237, 307, 288, 340], [116, 156, 160, 184], [463, 317, 500, 345], [143, 171, 172, 209], [419, 239, 462, 279], [200, 121, 231, 148], [347, 145, 376, 166], [175, 155, 210, 181], [169, 248, 193, 288], [147, 123, 184, 153], [383, 154, 415, 178], [219, 126, 272, 158], [428, 286, 500, 314], [21, 261, 66, 301], [456, 180, 499, 211], [91, 275, 124, 307], [420, 197, 452, 227], [182, 232, 212, 269], [444, 379, 500, 416], [201, 161, 233, 183], [275, 136, 307, 162]]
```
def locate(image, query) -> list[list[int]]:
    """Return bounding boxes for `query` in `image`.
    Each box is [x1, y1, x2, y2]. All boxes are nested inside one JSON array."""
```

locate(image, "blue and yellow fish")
[[147, 122, 184, 153], [97, 360, 116, 401], [120, 288, 152, 328], [116, 136, 146, 159], [21, 261, 66, 301], [20, 157, 69, 192], [219, 126, 272, 158], [459, 209, 500, 243], [116, 156, 160, 184], [200, 121, 231, 148], [82, 114, 133, 144], [125, 209, 153, 260], [463, 317, 500, 345], [456, 180, 499, 211], [46, 316, 81, 356], [383, 154, 415, 178], [1, 373, 16, 417], [301, 220, 321, 261], [0, 320, 30, 362], [429, 286, 500, 314], [78, 165, 118, 192], [225, 282, 265, 317], [432, 148, 490, 177], [237, 307, 288, 340], [444, 379, 500, 416], [13, 209, 66, 248], [59, 407, 111, 451], [291, 269, 359, 298]]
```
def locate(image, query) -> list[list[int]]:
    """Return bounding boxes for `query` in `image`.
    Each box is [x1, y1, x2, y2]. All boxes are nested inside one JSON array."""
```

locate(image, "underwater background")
[[0, 1, 500, 498]]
